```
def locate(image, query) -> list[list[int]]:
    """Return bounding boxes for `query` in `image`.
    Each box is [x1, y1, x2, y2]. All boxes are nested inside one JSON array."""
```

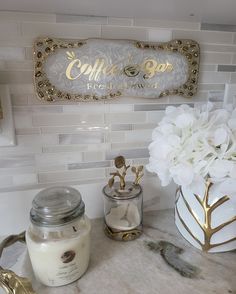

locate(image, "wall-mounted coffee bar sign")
[[33, 37, 200, 102]]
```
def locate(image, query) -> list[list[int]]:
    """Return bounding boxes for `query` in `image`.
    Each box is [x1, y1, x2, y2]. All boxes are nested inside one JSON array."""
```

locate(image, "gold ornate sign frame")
[[33, 37, 200, 102]]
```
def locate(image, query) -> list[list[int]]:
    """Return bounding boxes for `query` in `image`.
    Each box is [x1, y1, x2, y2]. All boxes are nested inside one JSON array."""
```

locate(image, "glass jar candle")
[[103, 181, 143, 241], [26, 186, 91, 287]]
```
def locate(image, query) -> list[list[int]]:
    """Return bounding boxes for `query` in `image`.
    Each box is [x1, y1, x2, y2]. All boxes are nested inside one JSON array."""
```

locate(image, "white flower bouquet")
[[147, 103, 236, 252], [147, 103, 236, 187]]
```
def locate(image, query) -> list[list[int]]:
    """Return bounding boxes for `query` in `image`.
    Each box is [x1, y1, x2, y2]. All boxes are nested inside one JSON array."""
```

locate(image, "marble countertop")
[[1, 209, 236, 294]]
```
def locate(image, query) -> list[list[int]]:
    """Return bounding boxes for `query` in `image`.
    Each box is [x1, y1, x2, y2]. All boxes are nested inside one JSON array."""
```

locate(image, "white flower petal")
[[175, 113, 195, 128], [170, 163, 194, 186], [213, 128, 228, 146], [228, 118, 236, 130], [208, 159, 234, 179], [165, 106, 176, 115]]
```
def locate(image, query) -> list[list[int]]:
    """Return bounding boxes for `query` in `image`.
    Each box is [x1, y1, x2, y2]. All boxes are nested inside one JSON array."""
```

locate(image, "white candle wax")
[[26, 217, 91, 287], [105, 202, 141, 230]]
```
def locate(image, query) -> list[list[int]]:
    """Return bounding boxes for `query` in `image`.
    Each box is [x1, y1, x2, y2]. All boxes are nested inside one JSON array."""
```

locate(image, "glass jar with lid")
[[103, 181, 143, 241], [103, 156, 144, 241], [26, 186, 91, 287]]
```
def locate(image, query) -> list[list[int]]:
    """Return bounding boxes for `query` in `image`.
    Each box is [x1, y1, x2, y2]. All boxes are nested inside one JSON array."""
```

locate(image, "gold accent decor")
[[104, 223, 142, 241], [0, 232, 37, 294], [108, 156, 143, 190], [33, 37, 200, 102], [176, 180, 236, 252], [135, 40, 200, 98]]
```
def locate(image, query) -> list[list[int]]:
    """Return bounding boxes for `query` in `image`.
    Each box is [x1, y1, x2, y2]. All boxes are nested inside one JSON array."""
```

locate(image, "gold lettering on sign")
[[65, 51, 173, 82], [87, 82, 159, 90]]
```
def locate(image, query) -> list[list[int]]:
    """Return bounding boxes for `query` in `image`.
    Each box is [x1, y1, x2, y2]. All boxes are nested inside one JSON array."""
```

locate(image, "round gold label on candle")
[[61, 250, 76, 263]]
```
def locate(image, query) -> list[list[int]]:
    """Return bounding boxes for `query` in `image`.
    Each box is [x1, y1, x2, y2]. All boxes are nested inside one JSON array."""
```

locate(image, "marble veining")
[[1, 210, 236, 294]]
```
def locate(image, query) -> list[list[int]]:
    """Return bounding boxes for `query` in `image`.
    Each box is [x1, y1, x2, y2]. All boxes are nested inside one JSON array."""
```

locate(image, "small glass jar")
[[103, 181, 143, 241], [26, 186, 91, 287]]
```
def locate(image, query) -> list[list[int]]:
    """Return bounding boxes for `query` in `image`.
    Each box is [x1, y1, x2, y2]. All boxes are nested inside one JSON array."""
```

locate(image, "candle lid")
[[103, 181, 142, 200], [30, 186, 85, 226]]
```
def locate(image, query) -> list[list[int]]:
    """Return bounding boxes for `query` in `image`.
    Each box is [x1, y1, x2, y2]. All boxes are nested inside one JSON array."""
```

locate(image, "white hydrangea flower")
[[146, 104, 236, 187]]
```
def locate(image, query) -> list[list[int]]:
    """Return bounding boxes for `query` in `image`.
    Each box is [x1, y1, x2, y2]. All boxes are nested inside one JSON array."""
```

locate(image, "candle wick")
[[73, 226, 77, 232]]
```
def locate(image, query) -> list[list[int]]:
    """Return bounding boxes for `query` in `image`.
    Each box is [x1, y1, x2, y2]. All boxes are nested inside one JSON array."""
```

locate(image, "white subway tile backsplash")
[[36, 152, 83, 169], [201, 52, 232, 64], [105, 112, 146, 124], [17, 134, 58, 146], [4, 60, 33, 71], [43, 143, 109, 154], [0, 23, 19, 38], [0, 145, 42, 156], [169, 93, 207, 103], [148, 29, 172, 42], [234, 33, 236, 44], [111, 124, 132, 131], [0, 47, 25, 60], [233, 54, 236, 64], [0, 166, 36, 178], [11, 95, 28, 106], [134, 19, 200, 30], [201, 23, 236, 32], [101, 26, 147, 41], [68, 161, 110, 170], [43, 145, 88, 153], [25, 47, 33, 60], [218, 65, 236, 72], [0, 37, 34, 48], [201, 43, 236, 53], [14, 112, 33, 128], [56, 15, 107, 25], [146, 110, 165, 123], [199, 71, 231, 84], [9, 84, 34, 95], [108, 17, 133, 26], [38, 168, 106, 183], [109, 104, 133, 112], [13, 173, 38, 186], [33, 113, 104, 126], [106, 131, 125, 143], [83, 151, 105, 162], [106, 148, 149, 160], [230, 73, 236, 83], [134, 104, 167, 111], [0, 11, 235, 192], [200, 64, 217, 72], [111, 141, 149, 150], [132, 123, 156, 130], [0, 71, 33, 84], [0, 176, 13, 188], [41, 125, 110, 134], [21, 22, 101, 39], [125, 129, 152, 142], [0, 60, 4, 70], [199, 84, 225, 91], [63, 104, 109, 113], [0, 155, 35, 168], [59, 133, 105, 145], [173, 30, 234, 44], [0, 11, 56, 23], [16, 128, 40, 135]]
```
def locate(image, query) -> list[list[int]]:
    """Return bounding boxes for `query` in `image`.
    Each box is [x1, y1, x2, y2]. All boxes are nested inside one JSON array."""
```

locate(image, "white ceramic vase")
[[175, 177, 236, 253]]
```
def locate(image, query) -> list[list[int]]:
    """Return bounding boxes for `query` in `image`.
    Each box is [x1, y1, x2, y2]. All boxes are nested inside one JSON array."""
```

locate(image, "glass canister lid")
[[30, 186, 85, 226], [103, 181, 142, 200]]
